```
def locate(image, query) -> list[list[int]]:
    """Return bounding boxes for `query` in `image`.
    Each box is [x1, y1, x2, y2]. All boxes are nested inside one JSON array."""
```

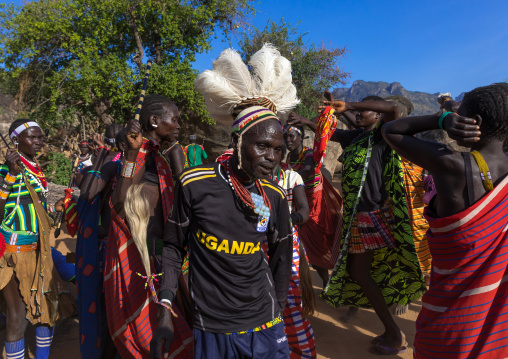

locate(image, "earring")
[[152, 124, 158, 128]]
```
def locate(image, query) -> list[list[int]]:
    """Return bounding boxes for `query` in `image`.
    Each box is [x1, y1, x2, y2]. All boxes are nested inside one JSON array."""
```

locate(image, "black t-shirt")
[[159, 163, 292, 333], [333, 128, 389, 212]]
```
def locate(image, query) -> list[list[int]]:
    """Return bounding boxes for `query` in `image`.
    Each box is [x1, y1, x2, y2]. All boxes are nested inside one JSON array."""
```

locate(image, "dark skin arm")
[[291, 185, 310, 225], [167, 144, 186, 178], [382, 112, 482, 217], [288, 112, 317, 132], [320, 100, 400, 123]]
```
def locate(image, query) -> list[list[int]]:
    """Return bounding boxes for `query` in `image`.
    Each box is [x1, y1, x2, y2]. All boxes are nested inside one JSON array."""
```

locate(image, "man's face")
[[155, 105, 181, 143], [16, 127, 44, 156], [237, 119, 284, 179]]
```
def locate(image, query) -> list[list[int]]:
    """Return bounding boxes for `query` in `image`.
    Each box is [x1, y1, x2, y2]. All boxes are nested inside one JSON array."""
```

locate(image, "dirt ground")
[[1, 225, 419, 358]]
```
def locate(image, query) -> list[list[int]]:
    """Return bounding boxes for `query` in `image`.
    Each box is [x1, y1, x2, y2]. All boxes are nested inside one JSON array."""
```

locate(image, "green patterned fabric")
[[321, 124, 426, 308]]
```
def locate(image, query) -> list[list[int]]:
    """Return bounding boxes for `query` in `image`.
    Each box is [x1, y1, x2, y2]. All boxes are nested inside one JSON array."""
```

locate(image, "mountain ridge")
[[333, 80, 461, 116]]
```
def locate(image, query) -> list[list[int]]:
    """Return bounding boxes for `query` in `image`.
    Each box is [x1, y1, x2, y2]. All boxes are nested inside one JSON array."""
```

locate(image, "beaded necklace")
[[162, 141, 179, 155], [18, 155, 48, 198], [222, 159, 271, 215], [270, 166, 282, 184]]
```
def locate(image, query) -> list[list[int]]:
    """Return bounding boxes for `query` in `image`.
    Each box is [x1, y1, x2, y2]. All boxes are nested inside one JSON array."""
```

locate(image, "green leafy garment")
[[320, 124, 426, 308]]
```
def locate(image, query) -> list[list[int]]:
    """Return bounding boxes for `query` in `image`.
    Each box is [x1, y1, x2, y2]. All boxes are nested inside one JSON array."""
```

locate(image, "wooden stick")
[[134, 60, 153, 122], [0, 133, 11, 149]]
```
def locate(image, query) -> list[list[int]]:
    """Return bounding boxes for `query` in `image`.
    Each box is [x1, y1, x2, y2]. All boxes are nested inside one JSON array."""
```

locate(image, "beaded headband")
[[232, 106, 280, 135], [283, 125, 302, 136], [9, 121, 40, 140]]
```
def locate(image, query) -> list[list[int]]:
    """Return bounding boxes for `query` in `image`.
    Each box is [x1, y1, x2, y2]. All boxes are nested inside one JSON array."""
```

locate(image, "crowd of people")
[[0, 43, 507, 359]]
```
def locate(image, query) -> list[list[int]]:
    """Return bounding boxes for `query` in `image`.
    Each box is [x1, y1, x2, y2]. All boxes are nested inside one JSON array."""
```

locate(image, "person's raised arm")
[[267, 194, 293, 313], [111, 120, 144, 217], [381, 112, 480, 174], [321, 100, 400, 123], [288, 112, 318, 132]]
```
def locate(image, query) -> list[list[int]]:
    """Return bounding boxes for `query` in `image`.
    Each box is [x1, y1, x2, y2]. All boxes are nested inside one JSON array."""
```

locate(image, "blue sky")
[[5, 0, 508, 97], [195, 0, 508, 97]]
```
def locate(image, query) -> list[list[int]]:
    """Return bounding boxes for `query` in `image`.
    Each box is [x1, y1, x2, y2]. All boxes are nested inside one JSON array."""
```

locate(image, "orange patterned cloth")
[[401, 158, 432, 276]]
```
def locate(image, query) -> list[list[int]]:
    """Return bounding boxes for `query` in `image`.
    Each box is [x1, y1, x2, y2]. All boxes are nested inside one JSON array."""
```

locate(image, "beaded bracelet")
[[47, 203, 55, 213], [121, 161, 136, 179], [438, 111, 453, 130], [4, 172, 17, 185], [88, 170, 101, 179], [158, 301, 178, 318], [0, 189, 10, 200]]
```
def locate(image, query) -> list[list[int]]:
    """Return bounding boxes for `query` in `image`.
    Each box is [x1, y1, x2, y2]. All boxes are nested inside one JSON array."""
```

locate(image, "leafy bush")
[[45, 153, 72, 186]]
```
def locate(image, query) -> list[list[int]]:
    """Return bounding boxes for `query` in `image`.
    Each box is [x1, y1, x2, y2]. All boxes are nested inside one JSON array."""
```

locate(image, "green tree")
[[239, 19, 349, 118], [0, 0, 254, 134]]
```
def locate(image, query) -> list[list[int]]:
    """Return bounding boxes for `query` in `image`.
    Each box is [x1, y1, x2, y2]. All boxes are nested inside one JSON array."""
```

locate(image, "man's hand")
[[125, 120, 143, 161], [54, 198, 65, 212], [443, 113, 481, 143], [150, 306, 175, 359], [5, 149, 21, 175]]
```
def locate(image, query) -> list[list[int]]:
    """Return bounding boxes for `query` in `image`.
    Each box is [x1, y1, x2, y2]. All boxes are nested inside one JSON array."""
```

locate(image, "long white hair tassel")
[[125, 184, 151, 277]]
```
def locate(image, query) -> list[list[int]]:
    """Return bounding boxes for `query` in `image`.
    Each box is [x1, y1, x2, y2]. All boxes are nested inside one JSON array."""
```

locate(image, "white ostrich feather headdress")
[[194, 43, 300, 125]]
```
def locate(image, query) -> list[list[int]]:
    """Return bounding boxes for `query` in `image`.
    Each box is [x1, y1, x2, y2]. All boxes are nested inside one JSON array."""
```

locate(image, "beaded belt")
[[227, 314, 283, 335], [5, 242, 38, 253]]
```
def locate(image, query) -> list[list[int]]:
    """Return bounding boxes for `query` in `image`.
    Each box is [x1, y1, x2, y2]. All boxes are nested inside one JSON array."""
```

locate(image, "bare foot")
[[340, 306, 358, 323], [393, 303, 408, 316]]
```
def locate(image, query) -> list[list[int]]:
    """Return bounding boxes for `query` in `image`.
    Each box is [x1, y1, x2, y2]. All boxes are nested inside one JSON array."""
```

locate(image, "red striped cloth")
[[64, 188, 78, 237], [262, 227, 316, 358], [103, 139, 193, 359], [415, 175, 508, 358]]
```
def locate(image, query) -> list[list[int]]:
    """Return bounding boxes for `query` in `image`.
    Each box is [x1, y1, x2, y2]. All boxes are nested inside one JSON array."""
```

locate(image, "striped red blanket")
[[103, 139, 193, 359], [415, 175, 508, 358]]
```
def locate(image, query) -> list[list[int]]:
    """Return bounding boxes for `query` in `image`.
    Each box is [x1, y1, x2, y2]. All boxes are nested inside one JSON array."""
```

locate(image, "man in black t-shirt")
[[151, 106, 293, 359]]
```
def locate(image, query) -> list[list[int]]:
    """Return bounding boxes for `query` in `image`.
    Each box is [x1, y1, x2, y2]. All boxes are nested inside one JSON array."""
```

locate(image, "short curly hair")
[[461, 83, 508, 141]]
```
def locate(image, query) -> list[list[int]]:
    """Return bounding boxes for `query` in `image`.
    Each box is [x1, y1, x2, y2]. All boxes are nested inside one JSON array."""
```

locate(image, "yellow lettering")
[[243, 242, 255, 254], [231, 241, 244, 254], [251, 242, 260, 253], [216, 239, 229, 253], [206, 235, 218, 250], [197, 229, 205, 244]]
